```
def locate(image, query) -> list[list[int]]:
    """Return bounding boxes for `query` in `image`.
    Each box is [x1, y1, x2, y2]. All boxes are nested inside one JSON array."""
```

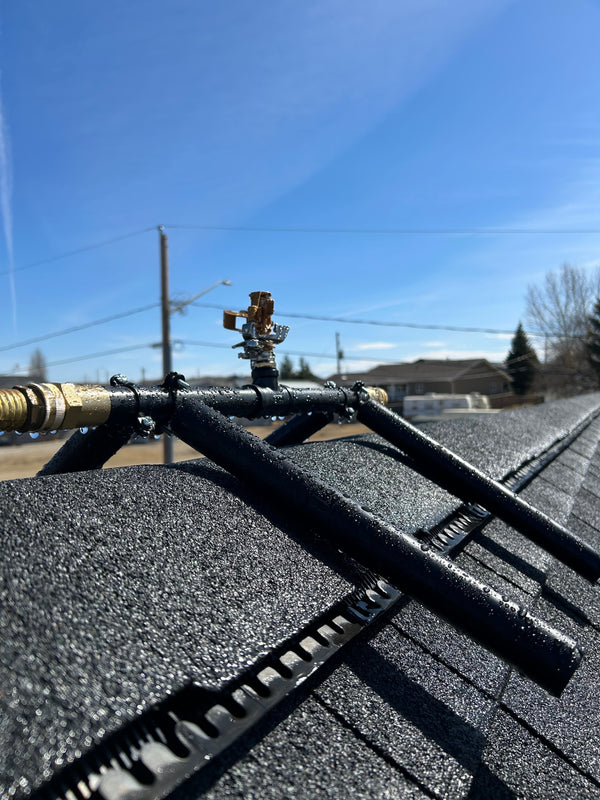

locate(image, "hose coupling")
[[364, 387, 389, 406], [351, 381, 388, 407], [0, 383, 112, 432]]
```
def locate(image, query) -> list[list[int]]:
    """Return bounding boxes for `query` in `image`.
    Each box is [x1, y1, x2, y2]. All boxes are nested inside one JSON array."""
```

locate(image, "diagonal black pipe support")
[[37, 423, 135, 476], [355, 398, 600, 582], [265, 411, 333, 447], [170, 395, 583, 697]]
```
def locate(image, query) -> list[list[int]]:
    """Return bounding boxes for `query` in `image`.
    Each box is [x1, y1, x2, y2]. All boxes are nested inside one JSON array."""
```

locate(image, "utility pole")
[[158, 226, 173, 464], [157, 226, 232, 463], [335, 332, 343, 375]]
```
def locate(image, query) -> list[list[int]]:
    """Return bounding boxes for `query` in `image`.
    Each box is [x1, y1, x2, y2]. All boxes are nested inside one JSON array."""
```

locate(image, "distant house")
[[328, 358, 512, 403]]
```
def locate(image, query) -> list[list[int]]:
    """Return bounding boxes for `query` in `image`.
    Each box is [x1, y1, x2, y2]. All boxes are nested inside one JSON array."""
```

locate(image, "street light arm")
[[170, 280, 232, 314]]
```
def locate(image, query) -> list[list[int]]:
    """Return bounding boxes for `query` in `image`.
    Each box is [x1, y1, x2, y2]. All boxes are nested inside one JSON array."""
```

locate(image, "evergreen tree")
[[586, 295, 600, 387], [296, 357, 314, 380], [279, 355, 294, 380], [278, 356, 319, 381], [506, 323, 538, 395]]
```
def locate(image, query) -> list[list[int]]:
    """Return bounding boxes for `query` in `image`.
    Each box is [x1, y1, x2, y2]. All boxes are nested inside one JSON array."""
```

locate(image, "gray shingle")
[[2, 395, 600, 798]]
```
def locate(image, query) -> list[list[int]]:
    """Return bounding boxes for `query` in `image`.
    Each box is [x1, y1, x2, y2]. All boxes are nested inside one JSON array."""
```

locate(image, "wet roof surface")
[[1, 395, 600, 798]]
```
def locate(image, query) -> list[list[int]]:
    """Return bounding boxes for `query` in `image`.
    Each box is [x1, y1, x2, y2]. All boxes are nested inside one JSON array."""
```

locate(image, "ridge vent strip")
[[37, 581, 401, 800], [427, 411, 600, 555]]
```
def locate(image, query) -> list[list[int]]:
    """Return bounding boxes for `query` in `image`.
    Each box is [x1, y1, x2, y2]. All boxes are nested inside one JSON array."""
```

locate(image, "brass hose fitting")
[[365, 387, 389, 406], [0, 383, 111, 432], [0, 389, 29, 432]]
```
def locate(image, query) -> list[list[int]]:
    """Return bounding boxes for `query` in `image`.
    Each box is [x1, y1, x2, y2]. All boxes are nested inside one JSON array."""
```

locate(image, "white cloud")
[[485, 332, 513, 340], [354, 341, 396, 351], [424, 340, 446, 347]]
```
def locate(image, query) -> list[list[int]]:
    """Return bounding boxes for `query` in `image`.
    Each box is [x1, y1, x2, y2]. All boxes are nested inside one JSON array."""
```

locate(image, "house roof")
[[1, 394, 600, 798], [329, 358, 511, 386]]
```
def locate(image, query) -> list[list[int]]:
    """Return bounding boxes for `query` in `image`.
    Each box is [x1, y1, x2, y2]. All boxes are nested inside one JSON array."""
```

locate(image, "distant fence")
[[488, 393, 544, 409]]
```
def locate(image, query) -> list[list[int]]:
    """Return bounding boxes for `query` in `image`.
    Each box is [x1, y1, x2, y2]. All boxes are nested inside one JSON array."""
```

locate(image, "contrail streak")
[[0, 77, 16, 330]]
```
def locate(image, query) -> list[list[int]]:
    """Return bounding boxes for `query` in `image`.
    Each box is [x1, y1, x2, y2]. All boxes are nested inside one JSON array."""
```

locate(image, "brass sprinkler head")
[[223, 291, 289, 369]]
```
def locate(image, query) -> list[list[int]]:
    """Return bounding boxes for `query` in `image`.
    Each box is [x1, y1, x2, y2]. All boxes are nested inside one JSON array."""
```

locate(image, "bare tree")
[[526, 263, 600, 394]]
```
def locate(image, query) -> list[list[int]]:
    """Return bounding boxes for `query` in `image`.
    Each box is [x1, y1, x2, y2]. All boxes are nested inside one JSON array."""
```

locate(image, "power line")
[[2, 221, 598, 282], [24, 340, 394, 374], [0, 298, 522, 358], [0, 298, 551, 360], [280, 311, 519, 335], [0, 302, 159, 353], [18, 340, 510, 377], [9, 343, 156, 375], [183, 339, 385, 362], [194, 302, 587, 341], [164, 223, 600, 235], [0, 226, 155, 278], [3, 220, 598, 285], [0, 297, 572, 364], [45, 343, 154, 368], [191, 302, 529, 336], [181, 340, 502, 368]]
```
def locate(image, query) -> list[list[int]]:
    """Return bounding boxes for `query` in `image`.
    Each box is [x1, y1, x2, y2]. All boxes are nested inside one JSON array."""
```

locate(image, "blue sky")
[[1, 0, 600, 382]]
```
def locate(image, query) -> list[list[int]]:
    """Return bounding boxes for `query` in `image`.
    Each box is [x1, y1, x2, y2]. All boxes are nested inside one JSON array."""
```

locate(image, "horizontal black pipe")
[[265, 411, 333, 447], [37, 423, 134, 476], [356, 399, 600, 583], [107, 385, 355, 426], [34, 384, 351, 475], [171, 395, 582, 696]]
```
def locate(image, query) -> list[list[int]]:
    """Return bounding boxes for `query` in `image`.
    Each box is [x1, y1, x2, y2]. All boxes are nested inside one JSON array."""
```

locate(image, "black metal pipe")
[[106, 385, 354, 427], [170, 395, 582, 696], [265, 411, 333, 447], [37, 423, 134, 476], [356, 399, 600, 583], [251, 363, 280, 389], [0, 381, 374, 434], [26, 383, 356, 476]]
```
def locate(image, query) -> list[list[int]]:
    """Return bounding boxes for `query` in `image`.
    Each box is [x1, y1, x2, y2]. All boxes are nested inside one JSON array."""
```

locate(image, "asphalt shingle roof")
[[1, 394, 600, 799]]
